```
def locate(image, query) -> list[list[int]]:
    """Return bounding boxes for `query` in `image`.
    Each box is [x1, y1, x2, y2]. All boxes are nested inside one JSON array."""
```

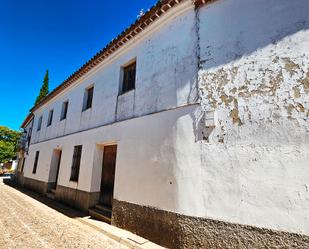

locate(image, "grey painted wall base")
[[24, 177, 49, 194], [55, 185, 100, 211], [112, 199, 309, 249]]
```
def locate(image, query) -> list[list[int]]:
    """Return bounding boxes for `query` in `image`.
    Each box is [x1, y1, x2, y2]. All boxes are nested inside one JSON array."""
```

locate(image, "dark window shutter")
[[37, 116, 42, 131], [33, 151, 40, 174], [122, 61, 136, 94], [61, 101, 69, 120], [70, 145, 82, 181]]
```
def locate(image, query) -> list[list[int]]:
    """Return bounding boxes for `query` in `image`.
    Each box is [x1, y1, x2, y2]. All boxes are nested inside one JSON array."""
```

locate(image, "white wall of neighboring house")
[[197, 0, 309, 235], [24, 118, 33, 151], [11, 160, 18, 171], [23, 0, 309, 240], [17, 118, 33, 172]]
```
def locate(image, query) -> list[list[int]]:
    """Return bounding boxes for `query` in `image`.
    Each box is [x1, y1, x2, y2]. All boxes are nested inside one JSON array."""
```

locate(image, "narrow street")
[[0, 179, 127, 249]]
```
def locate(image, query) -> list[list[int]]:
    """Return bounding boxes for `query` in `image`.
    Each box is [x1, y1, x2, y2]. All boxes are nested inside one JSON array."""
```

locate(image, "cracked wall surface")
[[196, 0, 309, 236]]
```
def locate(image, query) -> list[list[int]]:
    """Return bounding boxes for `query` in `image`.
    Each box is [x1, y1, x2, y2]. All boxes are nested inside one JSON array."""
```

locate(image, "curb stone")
[[77, 216, 165, 249]]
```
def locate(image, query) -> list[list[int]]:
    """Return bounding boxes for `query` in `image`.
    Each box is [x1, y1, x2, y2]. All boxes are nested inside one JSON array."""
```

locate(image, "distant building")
[[16, 113, 33, 184], [20, 0, 309, 248]]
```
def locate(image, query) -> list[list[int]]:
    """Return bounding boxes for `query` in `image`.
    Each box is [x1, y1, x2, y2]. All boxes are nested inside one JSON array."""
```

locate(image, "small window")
[[32, 151, 39, 174], [27, 128, 32, 144], [121, 61, 136, 94], [47, 110, 53, 127], [60, 101, 69, 120], [37, 116, 42, 131], [83, 86, 94, 111], [70, 145, 82, 182]]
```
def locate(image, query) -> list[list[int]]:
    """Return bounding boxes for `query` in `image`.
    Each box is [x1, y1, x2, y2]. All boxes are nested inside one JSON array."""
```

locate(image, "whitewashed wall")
[[197, 0, 309, 235], [23, 118, 33, 152], [23, 104, 201, 212], [23, 0, 309, 239], [30, 1, 198, 144]]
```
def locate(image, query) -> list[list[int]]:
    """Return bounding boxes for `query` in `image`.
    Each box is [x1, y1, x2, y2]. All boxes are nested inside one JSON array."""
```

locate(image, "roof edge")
[[29, 0, 215, 113], [21, 113, 34, 129], [30, 0, 190, 113]]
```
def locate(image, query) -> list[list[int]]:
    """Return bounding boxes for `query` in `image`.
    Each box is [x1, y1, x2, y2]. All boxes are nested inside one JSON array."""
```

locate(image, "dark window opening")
[[27, 128, 32, 147], [47, 110, 53, 127], [37, 116, 42, 131], [83, 86, 94, 111], [61, 101, 69, 120], [121, 61, 136, 94], [70, 145, 82, 182], [32, 151, 39, 174], [21, 158, 26, 172]]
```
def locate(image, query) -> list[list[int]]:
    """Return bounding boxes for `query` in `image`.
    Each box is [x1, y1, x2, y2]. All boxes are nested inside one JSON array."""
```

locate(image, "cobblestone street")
[[0, 179, 127, 249]]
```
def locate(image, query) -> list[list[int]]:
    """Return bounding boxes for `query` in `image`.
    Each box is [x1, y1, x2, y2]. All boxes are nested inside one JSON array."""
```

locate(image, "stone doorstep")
[[77, 216, 166, 249]]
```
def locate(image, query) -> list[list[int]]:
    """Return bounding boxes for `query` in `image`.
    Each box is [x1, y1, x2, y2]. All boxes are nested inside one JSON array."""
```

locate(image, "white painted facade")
[[22, 118, 33, 152], [23, 0, 309, 238], [30, 1, 198, 145]]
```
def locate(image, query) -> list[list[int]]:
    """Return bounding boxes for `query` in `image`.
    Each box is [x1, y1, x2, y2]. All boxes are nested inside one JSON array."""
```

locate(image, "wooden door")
[[100, 145, 117, 208], [54, 150, 62, 188]]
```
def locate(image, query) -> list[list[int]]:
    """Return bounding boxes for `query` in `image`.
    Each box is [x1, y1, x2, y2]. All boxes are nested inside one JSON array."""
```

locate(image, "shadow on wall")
[[199, 0, 309, 69]]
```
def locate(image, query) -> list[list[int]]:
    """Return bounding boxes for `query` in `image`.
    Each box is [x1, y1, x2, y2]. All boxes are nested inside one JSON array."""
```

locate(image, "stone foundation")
[[23, 177, 50, 194], [16, 171, 25, 186], [112, 199, 309, 249], [55, 185, 99, 211]]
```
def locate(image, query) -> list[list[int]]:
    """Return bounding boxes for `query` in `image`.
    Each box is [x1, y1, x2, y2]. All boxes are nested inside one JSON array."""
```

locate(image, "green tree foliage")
[[35, 70, 49, 105], [0, 126, 21, 163]]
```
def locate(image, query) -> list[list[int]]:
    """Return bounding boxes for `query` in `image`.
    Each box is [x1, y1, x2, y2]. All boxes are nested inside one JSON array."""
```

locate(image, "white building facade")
[[21, 0, 309, 248]]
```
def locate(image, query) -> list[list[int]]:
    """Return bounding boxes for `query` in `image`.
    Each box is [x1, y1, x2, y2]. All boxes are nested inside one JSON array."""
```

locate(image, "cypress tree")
[[35, 70, 49, 105]]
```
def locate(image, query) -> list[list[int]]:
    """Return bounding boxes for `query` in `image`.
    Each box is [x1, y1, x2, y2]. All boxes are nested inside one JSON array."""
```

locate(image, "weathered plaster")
[[200, 53, 309, 131], [23, 0, 309, 245], [196, 0, 309, 236], [198, 0, 309, 143]]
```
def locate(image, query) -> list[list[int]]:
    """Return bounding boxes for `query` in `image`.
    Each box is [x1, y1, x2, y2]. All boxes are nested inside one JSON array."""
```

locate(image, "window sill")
[[82, 107, 92, 113], [118, 88, 135, 97]]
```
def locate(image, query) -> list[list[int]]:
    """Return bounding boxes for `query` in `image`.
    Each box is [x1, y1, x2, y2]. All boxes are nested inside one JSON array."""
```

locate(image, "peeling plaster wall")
[[197, 0, 309, 235]]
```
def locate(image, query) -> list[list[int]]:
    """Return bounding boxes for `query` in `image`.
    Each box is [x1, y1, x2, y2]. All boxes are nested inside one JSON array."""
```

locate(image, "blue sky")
[[0, 0, 156, 130]]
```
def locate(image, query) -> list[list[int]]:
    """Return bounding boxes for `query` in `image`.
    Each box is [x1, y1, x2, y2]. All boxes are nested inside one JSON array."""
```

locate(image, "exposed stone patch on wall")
[[198, 50, 309, 145], [301, 71, 309, 93]]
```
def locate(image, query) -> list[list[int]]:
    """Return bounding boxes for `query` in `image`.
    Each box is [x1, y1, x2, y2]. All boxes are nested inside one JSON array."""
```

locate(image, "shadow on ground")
[[2, 177, 89, 219]]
